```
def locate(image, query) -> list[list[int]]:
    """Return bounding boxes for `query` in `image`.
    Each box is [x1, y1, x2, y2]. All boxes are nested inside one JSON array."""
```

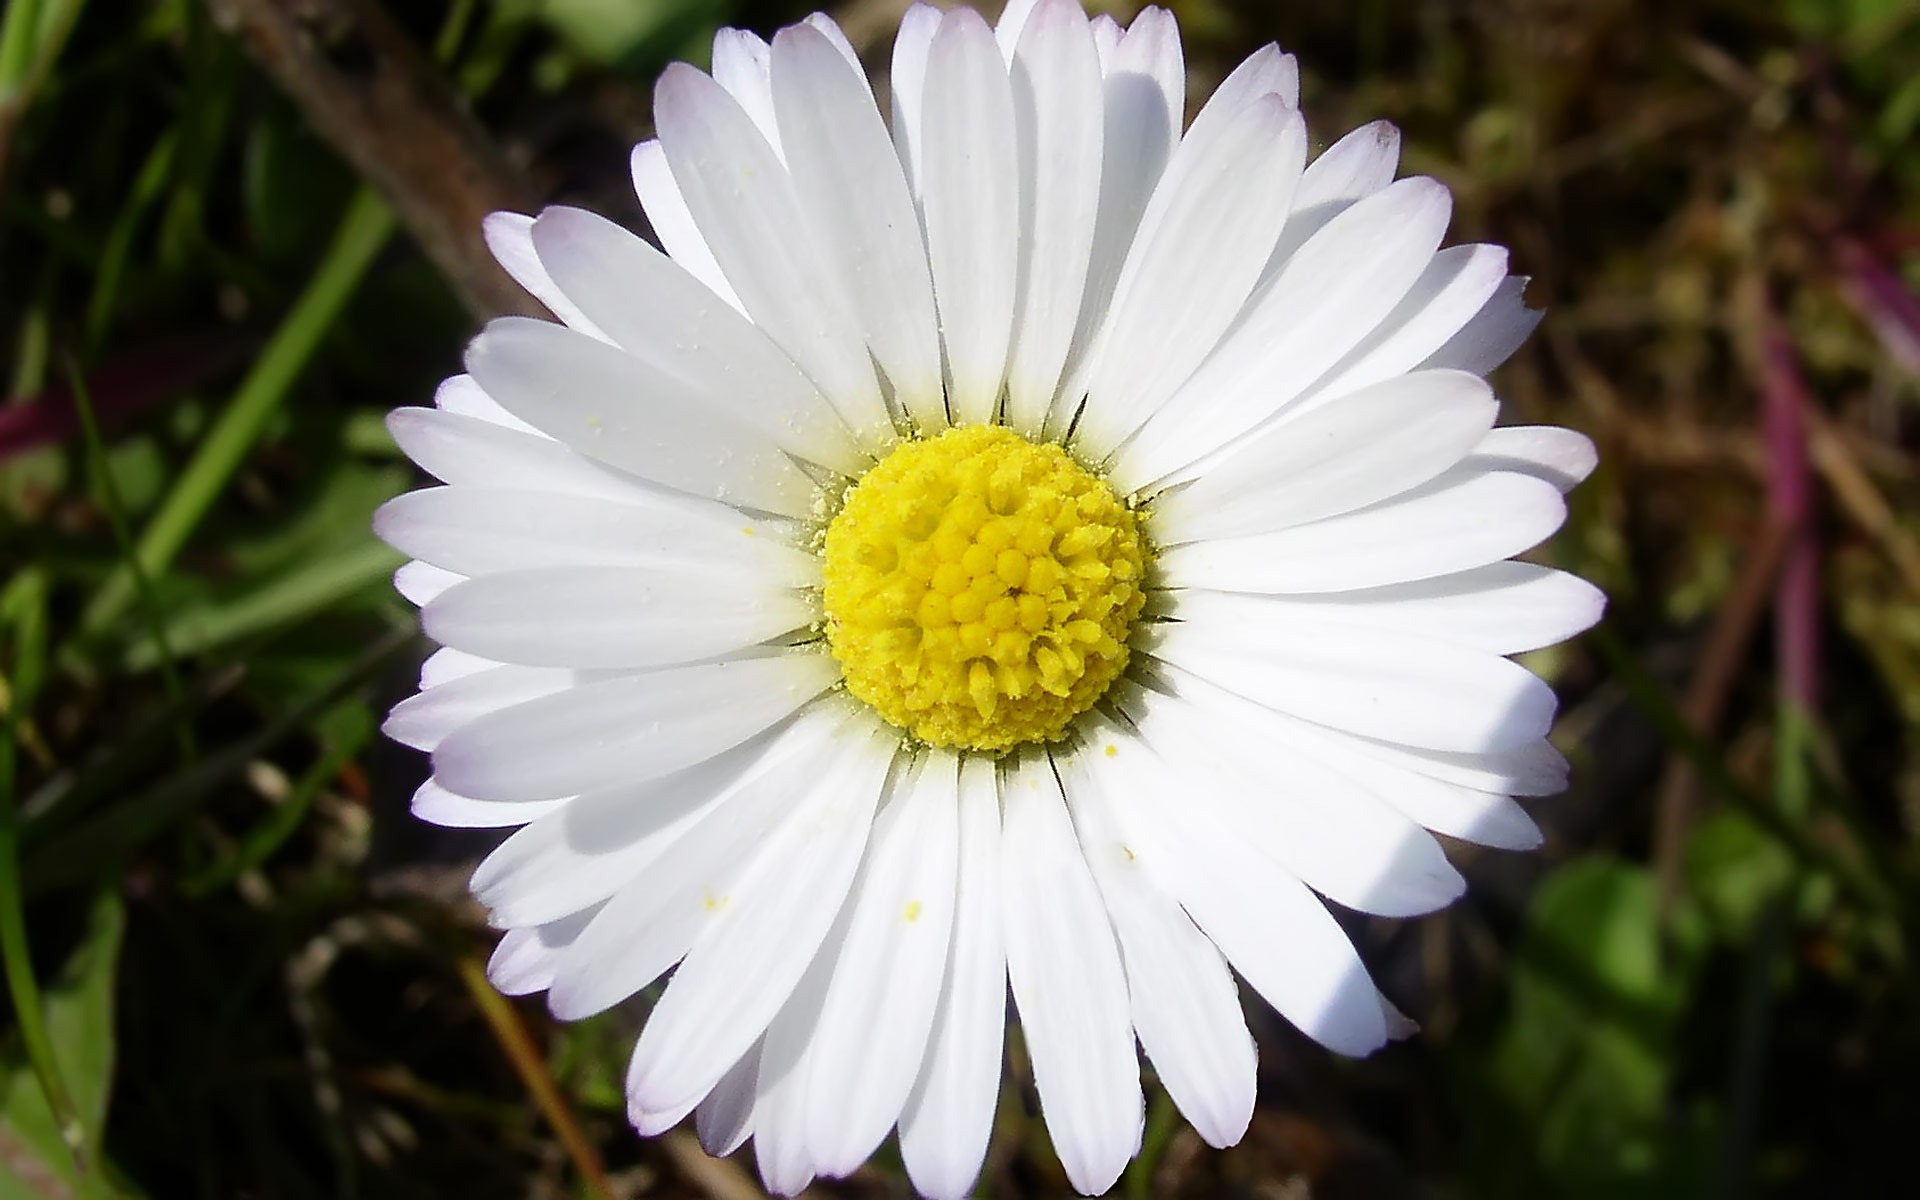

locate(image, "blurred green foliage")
[[2, 0, 1919, 1197], [0, 893, 123, 1199]]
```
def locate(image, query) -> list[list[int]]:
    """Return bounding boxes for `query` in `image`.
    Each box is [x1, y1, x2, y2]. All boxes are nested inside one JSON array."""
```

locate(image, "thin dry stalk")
[[456, 957, 615, 1200], [203, 0, 539, 318]]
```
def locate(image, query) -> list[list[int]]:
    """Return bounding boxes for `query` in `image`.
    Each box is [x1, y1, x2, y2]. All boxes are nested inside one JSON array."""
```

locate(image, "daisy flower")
[[376, 0, 1603, 1194]]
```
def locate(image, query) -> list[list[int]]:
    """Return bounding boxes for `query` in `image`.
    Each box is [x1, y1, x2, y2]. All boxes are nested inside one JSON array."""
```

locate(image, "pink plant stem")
[[1837, 237, 1920, 375], [0, 334, 244, 463], [1761, 297, 1819, 713]]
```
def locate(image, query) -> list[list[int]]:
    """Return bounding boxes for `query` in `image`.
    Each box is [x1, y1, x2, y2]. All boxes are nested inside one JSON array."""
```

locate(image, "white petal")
[[1137, 668, 1546, 848], [804, 752, 962, 1177], [1048, 7, 1182, 435], [481, 212, 609, 341], [434, 373, 542, 435], [419, 646, 493, 689], [1116, 677, 1466, 917], [1120, 176, 1453, 486], [1071, 99, 1308, 461], [1291, 244, 1511, 413], [631, 1094, 702, 1139], [889, 4, 943, 194], [411, 778, 567, 829], [464, 318, 817, 516], [749, 951, 832, 1196], [1147, 609, 1559, 755], [1306, 729, 1571, 798], [1001, 0, 1104, 435], [1078, 715, 1389, 1056], [695, 1043, 760, 1157], [432, 652, 838, 801], [653, 64, 894, 447], [1419, 275, 1542, 375], [470, 742, 775, 927], [1292, 120, 1402, 210], [919, 7, 1020, 426], [542, 709, 851, 1020], [771, 23, 944, 428], [1198, 43, 1299, 114], [485, 932, 551, 997], [801, 13, 862, 72], [376, 486, 815, 583], [899, 755, 1005, 1200], [1148, 370, 1498, 542], [1136, 40, 1295, 195], [711, 28, 781, 155], [383, 664, 574, 751], [1089, 14, 1121, 67], [994, 0, 1040, 55], [1169, 562, 1605, 657], [1057, 745, 1256, 1148], [487, 906, 599, 996], [1156, 469, 1567, 594], [1262, 119, 1402, 275], [528, 206, 866, 476], [431, 784, 563, 839], [623, 718, 895, 1118], [393, 561, 462, 606], [999, 753, 1141, 1195], [386, 406, 643, 503], [422, 567, 814, 670], [1470, 425, 1598, 492], [1242, 721, 1545, 850], [629, 140, 745, 313]]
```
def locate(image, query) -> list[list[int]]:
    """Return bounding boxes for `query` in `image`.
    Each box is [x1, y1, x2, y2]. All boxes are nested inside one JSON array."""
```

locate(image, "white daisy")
[[376, 1, 1603, 1195]]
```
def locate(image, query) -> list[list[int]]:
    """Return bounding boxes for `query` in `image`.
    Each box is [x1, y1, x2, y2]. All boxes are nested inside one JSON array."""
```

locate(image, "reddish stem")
[[1760, 297, 1820, 712], [0, 335, 245, 463], [1835, 236, 1920, 375]]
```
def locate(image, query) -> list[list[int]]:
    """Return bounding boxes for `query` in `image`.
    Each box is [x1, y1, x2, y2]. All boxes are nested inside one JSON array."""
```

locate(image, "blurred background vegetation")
[[3, 0, 1919, 1195]]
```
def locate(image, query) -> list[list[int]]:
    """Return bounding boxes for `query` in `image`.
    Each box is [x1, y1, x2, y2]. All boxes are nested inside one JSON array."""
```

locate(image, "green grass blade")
[[26, 625, 409, 895], [68, 359, 191, 759], [119, 538, 402, 672], [0, 889, 128, 1199], [76, 187, 396, 645], [83, 128, 180, 351], [0, 0, 48, 93], [179, 701, 373, 897], [0, 567, 84, 1164]]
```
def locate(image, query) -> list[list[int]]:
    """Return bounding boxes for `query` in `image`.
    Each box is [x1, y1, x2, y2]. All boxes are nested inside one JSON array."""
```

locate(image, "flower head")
[[376, 1, 1603, 1195]]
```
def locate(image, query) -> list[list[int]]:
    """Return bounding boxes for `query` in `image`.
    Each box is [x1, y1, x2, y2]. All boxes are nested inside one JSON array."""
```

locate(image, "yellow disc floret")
[[821, 425, 1147, 752]]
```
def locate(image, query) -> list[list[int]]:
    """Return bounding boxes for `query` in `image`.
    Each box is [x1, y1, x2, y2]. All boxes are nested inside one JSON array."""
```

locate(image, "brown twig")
[[457, 958, 615, 1200], [202, 0, 539, 319], [659, 1129, 785, 1200], [1805, 404, 1920, 598]]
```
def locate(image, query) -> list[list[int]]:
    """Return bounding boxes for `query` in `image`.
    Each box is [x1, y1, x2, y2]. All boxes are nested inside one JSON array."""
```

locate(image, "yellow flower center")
[[821, 425, 1147, 752]]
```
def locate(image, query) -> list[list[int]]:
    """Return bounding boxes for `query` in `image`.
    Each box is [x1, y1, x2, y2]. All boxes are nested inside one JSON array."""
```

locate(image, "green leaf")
[[1492, 856, 1715, 1196], [0, 890, 129, 1199], [120, 536, 403, 672], [242, 102, 353, 266], [1686, 811, 1795, 939], [549, 1012, 634, 1115], [534, 0, 728, 69], [76, 187, 396, 643]]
